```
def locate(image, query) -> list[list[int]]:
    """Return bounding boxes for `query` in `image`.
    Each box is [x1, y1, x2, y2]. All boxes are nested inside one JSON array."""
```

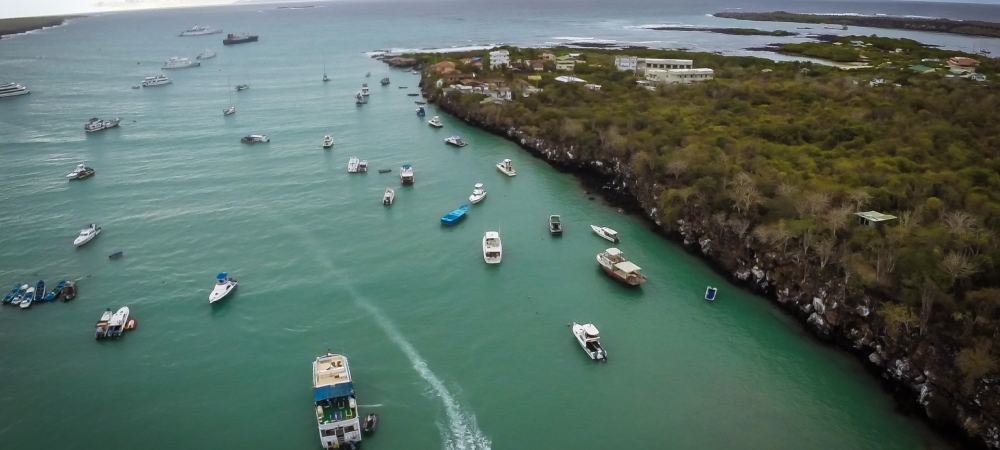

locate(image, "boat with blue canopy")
[[209, 272, 237, 303], [441, 204, 469, 225], [705, 286, 718, 302]]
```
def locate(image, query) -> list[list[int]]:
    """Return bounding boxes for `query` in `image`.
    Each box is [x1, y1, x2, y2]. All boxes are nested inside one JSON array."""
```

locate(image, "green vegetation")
[[0, 15, 77, 38], [715, 10, 1000, 39], [775, 35, 999, 73]]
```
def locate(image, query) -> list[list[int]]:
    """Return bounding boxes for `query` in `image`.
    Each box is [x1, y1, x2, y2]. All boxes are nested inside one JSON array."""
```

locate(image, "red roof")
[[948, 57, 980, 67]]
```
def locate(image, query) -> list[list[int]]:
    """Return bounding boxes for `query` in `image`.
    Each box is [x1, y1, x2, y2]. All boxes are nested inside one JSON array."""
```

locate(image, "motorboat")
[[223, 33, 258, 45], [19, 287, 35, 309], [241, 134, 270, 144], [496, 159, 516, 176], [355, 91, 365, 105], [84, 117, 121, 133], [380, 77, 390, 86], [196, 49, 217, 60], [705, 286, 718, 302], [322, 135, 334, 149], [66, 162, 95, 180], [363, 413, 379, 435], [399, 164, 414, 185], [407, 93, 419, 97], [141, 74, 172, 87], [223, 105, 236, 116], [106, 306, 130, 338], [179, 25, 222, 36], [0, 82, 30, 98], [61, 281, 77, 301], [416, 106, 425, 117], [398, 86, 408, 89], [358, 160, 368, 172], [9, 284, 29, 306], [571, 322, 608, 361], [109, 250, 124, 259], [162, 57, 201, 69], [444, 136, 467, 147], [43, 281, 65, 302], [73, 224, 102, 247], [209, 272, 237, 304], [313, 353, 363, 449], [468, 183, 486, 204], [95, 308, 113, 339], [549, 215, 563, 235], [235, 84, 250, 91], [347, 157, 361, 173], [427, 116, 443, 128], [3, 284, 22, 304], [590, 225, 619, 243], [441, 204, 469, 225], [34, 280, 45, 302], [596, 248, 647, 286], [483, 231, 502, 264], [361, 83, 370, 96], [383, 187, 395, 206]]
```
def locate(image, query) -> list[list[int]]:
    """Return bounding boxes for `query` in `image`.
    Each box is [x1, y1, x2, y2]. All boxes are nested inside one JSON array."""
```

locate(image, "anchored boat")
[[313, 353, 363, 449], [209, 272, 237, 304], [483, 231, 502, 264], [590, 225, 619, 243], [383, 187, 395, 206], [322, 135, 334, 149], [496, 159, 516, 176], [84, 117, 121, 133], [441, 204, 469, 225], [95, 308, 113, 339], [468, 183, 486, 204], [705, 286, 718, 302], [444, 136, 467, 147], [427, 115, 443, 128], [549, 215, 563, 235], [73, 224, 101, 247], [241, 134, 269, 144], [571, 322, 608, 361], [399, 164, 414, 185], [596, 248, 646, 286], [106, 306, 130, 338], [66, 162, 95, 180]]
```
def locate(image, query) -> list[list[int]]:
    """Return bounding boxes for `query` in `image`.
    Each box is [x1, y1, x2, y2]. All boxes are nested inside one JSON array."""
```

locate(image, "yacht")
[[141, 74, 172, 87], [468, 183, 486, 204], [0, 82, 30, 98], [196, 49, 216, 60], [209, 272, 237, 304], [223, 33, 258, 45], [66, 162, 95, 180], [360, 83, 370, 96], [313, 353, 363, 449], [179, 25, 222, 36], [549, 215, 563, 235], [347, 157, 361, 173], [483, 231, 502, 264], [571, 322, 608, 361], [162, 57, 200, 69], [427, 116, 443, 128], [73, 224, 102, 247], [444, 136, 467, 147], [84, 117, 121, 133], [106, 306, 130, 338], [241, 134, 270, 144], [496, 159, 516, 176], [399, 164, 414, 185], [322, 135, 334, 149], [596, 247, 647, 286], [590, 225, 619, 243], [383, 187, 395, 206]]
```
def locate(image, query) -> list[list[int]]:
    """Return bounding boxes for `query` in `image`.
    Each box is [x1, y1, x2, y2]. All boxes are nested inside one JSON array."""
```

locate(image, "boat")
[[468, 183, 486, 204], [383, 186, 395, 205], [61, 281, 77, 301], [571, 322, 608, 361], [196, 48, 216, 60], [444, 136, 467, 147], [496, 159, 516, 176], [347, 157, 361, 173], [590, 225, 619, 243], [483, 231, 502, 264], [223, 33, 258, 45], [410, 70, 419, 75], [322, 135, 334, 149], [355, 91, 365, 105], [380, 77, 390, 86], [179, 25, 222, 36], [313, 352, 363, 449], [399, 164, 414, 185], [131, 85, 140, 89], [209, 272, 238, 303], [235, 84, 250, 91], [358, 160, 368, 172], [398, 86, 408, 89], [427, 116, 443, 128], [141, 74, 172, 87], [162, 57, 200, 69], [705, 286, 718, 302], [0, 82, 30, 98], [3, 283, 22, 303], [416, 106, 426, 117], [549, 215, 563, 235], [95, 308, 112, 338], [361, 83, 370, 96], [109, 250, 124, 259], [19, 287, 34, 309], [66, 162, 95, 180], [980, 48, 992, 55], [73, 224, 102, 247], [106, 306, 130, 338], [34, 280, 45, 302], [377, 169, 391, 174], [414, 101, 427, 105], [323, 73, 330, 82], [406, 93, 419, 97], [241, 134, 270, 144], [596, 247, 647, 286], [223, 105, 236, 116], [84, 117, 121, 133], [8, 284, 28, 306], [363, 413, 379, 435], [43, 281, 65, 301], [365, 72, 371, 78], [441, 204, 469, 225]]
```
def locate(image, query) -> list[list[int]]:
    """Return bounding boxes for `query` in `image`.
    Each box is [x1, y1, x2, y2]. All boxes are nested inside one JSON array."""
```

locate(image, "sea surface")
[[1, 1, 990, 449]]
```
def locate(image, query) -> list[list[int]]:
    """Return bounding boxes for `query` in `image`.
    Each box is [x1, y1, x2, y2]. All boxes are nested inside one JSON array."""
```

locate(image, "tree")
[[729, 172, 761, 216], [940, 251, 978, 288], [812, 237, 836, 271], [955, 340, 998, 393], [919, 277, 945, 335], [943, 210, 975, 238], [881, 303, 917, 341], [848, 189, 872, 211]]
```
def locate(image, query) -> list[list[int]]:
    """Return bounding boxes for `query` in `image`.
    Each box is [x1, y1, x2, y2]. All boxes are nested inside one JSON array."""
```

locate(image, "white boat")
[[19, 287, 35, 309], [355, 91, 365, 105], [358, 160, 368, 172], [66, 162, 95, 180], [209, 272, 237, 303], [223, 105, 236, 116], [241, 134, 269, 144], [0, 82, 30, 98], [141, 74, 172, 87], [571, 322, 608, 361], [427, 116, 443, 128], [73, 224, 101, 247], [95, 308, 113, 339], [322, 135, 334, 149], [590, 225, 619, 243], [496, 159, 516, 176], [179, 25, 222, 36], [483, 231, 502, 264], [444, 136, 467, 147], [235, 84, 250, 91], [399, 164, 414, 184], [196, 49, 216, 60], [383, 187, 395, 205], [360, 83, 370, 96], [162, 57, 201, 69], [596, 247, 647, 286], [106, 306, 130, 338], [313, 353, 363, 449], [84, 117, 121, 133], [347, 157, 361, 173], [469, 183, 486, 204]]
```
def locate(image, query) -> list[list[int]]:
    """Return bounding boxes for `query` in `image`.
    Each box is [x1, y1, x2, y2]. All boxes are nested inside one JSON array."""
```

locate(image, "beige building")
[[644, 68, 714, 84], [637, 58, 693, 74]]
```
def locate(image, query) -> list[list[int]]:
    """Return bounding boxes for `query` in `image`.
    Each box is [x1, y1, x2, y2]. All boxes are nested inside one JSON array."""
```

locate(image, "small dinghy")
[[549, 215, 563, 235], [43, 281, 65, 301], [109, 250, 124, 259], [378, 169, 392, 174], [590, 225, 619, 243], [95, 308, 113, 339], [483, 231, 502, 264], [441, 204, 469, 225], [571, 322, 608, 361], [61, 281, 77, 301], [383, 187, 395, 206], [74, 224, 102, 247], [34, 280, 45, 302], [235, 84, 250, 91], [468, 183, 486, 204], [20, 287, 35, 309], [705, 286, 718, 302], [209, 272, 238, 304], [363, 413, 379, 435]]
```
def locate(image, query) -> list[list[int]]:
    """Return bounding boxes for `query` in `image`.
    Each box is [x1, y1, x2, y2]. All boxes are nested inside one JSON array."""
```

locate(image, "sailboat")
[[322, 59, 330, 82], [224, 77, 236, 116]]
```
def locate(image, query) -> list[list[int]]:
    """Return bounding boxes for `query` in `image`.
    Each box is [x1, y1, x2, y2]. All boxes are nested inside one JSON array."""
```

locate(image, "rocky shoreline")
[[715, 10, 1000, 39], [648, 26, 796, 37], [0, 15, 79, 39]]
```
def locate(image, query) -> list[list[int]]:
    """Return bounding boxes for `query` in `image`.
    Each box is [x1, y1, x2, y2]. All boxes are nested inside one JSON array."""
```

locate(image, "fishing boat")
[[223, 33, 258, 45], [363, 413, 379, 435], [416, 106, 426, 117], [73, 224, 102, 247], [19, 287, 35, 309], [444, 136, 467, 147], [360, 83, 370, 96], [571, 322, 608, 361], [3, 283, 22, 303], [9, 284, 28, 306], [399, 164, 414, 185], [427, 116, 443, 128], [34, 280, 45, 302], [380, 77, 390, 86], [235, 84, 250, 91], [109, 250, 124, 259], [241, 134, 269, 144], [95, 309, 113, 339], [43, 281, 65, 301], [196, 48, 216, 60], [483, 231, 502, 264], [358, 160, 368, 172], [61, 281, 77, 301], [496, 159, 516, 176], [66, 162, 95, 180], [596, 248, 647, 286], [383, 187, 395, 206], [590, 225, 619, 243], [441, 204, 470, 225], [705, 286, 718, 302], [209, 272, 238, 304], [313, 352, 363, 449], [549, 215, 563, 235], [84, 117, 121, 133], [106, 306, 130, 338], [468, 183, 486, 204], [322, 135, 334, 149], [347, 157, 361, 173]]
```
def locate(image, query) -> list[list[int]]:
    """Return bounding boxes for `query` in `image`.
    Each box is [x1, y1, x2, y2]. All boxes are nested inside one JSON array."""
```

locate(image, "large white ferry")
[[313, 353, 363, 449], [179, 25, 221, 36], [162, 57, 200, 69], [141, 74, 172, 87], [0, 82, 30, 98]]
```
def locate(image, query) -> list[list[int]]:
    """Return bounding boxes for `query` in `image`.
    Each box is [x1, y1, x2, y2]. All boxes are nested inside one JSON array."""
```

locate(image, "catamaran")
[[313, 353, 363, 449]]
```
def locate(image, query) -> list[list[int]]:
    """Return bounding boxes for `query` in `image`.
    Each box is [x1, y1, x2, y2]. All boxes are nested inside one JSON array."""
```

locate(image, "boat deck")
[[319, 403, 357, 423]]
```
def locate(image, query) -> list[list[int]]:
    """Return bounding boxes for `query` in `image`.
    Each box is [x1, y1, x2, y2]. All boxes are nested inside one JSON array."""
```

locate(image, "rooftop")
[[855, 210, 897, 223], [313, 353, 352, 388]]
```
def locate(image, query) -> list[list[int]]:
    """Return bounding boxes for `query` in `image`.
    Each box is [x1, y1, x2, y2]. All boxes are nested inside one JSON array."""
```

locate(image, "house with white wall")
[[489, 50, 510, 69]]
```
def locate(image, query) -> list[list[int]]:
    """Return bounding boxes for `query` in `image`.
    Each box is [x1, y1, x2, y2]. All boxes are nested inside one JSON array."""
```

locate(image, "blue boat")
[[34, 280, 45, 302], [43, 281, 65, 302], [705, 286, 718, 302], [3, 283, 21, 303], [416, 106, 426, 117], [440, 204, 470, 225]]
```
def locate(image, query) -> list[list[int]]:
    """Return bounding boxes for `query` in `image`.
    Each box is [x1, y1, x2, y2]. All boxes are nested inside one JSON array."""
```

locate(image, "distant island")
[[715, 11, 1000, 39], [0, 15, 79, 39], [647, 26, 796, 37]]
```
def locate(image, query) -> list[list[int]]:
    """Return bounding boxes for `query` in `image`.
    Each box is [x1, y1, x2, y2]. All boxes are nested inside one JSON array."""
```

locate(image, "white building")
[[638, 58, 693, 74], [615, 56, 638, 71], [489, 50, 510, 69], [584, 83, 602, 91], [554, 75, 587, 83], [644, 68, 714, 84]]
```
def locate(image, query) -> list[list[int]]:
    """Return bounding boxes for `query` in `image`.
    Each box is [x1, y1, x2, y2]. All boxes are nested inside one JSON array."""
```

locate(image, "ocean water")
[[0, 1, 984, 449]]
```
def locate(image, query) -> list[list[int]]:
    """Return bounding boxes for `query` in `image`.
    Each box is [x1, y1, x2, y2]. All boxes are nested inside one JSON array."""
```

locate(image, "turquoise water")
[[0, 2, 964, 449]]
